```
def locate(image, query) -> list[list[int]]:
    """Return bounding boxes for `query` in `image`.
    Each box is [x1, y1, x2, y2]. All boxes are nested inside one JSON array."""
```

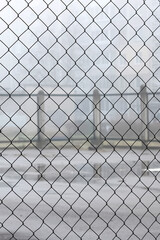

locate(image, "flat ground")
[[0, 146, 160, 240]]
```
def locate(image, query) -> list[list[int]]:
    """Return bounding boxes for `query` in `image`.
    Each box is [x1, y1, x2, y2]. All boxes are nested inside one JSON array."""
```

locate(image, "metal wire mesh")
[[0, 0, 160, 239]]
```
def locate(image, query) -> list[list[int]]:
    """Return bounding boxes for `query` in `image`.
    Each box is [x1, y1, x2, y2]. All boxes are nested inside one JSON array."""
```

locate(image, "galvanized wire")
[[0, 0, 160, 239]]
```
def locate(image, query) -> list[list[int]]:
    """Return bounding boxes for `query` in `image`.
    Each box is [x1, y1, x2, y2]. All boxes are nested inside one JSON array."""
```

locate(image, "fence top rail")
[[0, 91, 160, 98]]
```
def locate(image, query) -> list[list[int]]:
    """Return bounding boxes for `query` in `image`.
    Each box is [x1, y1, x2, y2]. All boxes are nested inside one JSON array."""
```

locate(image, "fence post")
[[92, 89, 102, 147], [37, 90, 45, 148], [140, 85, 149, 147]]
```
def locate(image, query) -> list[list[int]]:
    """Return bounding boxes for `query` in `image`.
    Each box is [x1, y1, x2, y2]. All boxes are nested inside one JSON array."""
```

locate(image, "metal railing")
[[0, 0, 160, 239], [0, 89, 159, 146]]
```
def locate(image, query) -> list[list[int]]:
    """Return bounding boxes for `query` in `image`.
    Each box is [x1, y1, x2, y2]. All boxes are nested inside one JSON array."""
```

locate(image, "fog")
[[0, 1, 160, 239], [0, 0, 160, 141], [0, 0, 160, 94]]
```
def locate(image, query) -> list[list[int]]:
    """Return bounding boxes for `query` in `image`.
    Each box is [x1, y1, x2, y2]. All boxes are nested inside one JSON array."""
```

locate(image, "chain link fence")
[[0, 0, 160, 239]]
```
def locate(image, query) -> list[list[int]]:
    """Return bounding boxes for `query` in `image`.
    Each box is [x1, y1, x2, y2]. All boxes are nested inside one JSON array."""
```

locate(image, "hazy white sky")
[[0, 0, 160, 94]]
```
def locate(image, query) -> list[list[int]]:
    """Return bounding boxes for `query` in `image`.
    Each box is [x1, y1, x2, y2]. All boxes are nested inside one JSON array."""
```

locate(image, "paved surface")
[[0, 147, 160, 239]]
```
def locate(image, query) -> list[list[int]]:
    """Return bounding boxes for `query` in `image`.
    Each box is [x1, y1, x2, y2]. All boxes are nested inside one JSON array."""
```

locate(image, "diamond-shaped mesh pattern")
[[0, 0, 160, 239]]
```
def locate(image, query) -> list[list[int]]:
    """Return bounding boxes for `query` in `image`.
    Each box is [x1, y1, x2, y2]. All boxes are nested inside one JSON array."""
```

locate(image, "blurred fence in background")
[[0, 87, 159, 147]]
